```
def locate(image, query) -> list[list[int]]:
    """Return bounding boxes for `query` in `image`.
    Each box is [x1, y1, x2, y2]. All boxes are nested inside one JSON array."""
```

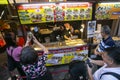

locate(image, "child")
[[20, 34, 53, 80]]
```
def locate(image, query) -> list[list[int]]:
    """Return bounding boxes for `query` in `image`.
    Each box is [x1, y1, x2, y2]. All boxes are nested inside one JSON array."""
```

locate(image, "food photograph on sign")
[[44, 7, 54, 21], [55, 6, 64, 21], [73, 9, 79, 19], [65, 9, 73, 20]]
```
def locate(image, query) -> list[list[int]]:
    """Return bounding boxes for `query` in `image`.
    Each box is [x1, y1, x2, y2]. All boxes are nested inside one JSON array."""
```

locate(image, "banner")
[[0, 0, 8, 4], [96, 2, 120, 20]]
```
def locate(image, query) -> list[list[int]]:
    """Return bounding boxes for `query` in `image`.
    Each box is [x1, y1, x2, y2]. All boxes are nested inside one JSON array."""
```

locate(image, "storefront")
[[15, 1, 92, 66], [0, 0, 120, 80]]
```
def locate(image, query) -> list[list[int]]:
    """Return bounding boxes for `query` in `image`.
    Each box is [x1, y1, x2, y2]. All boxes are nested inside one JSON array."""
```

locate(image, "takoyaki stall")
[[16, 2, 91, 66]]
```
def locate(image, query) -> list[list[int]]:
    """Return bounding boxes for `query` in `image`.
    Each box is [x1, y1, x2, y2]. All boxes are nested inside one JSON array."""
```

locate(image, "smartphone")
[[27, 32, 33, 39], [86, 59, 92, 68]]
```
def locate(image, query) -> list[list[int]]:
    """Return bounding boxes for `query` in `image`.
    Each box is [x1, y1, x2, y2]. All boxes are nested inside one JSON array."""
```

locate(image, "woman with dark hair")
[[20, 34, 53, 80], [88, 46, 120, 80], [4, 31, 26, 80]]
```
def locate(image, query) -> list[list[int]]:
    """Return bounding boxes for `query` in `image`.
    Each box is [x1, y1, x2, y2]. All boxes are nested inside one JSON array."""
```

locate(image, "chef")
[[63, 23, 74, 40]]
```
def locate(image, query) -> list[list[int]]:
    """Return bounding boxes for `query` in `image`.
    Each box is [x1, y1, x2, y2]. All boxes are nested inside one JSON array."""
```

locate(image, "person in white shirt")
[[87, 46, 120, 80]]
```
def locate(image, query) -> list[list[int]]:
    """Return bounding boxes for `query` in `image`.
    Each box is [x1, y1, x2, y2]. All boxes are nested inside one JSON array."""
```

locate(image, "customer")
[[94, 25, 115, 56], [69, 60, 88, 80], [93, 25, 115, 67], [87, 46, 120, 80], [4, 31, 26, 80], [20, 34, 53, 80]]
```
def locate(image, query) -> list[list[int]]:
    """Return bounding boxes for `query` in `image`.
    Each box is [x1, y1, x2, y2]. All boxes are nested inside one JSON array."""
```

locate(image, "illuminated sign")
[[96, 2, 120, 20], [0, 0, 8, 4], [17, 2, 92, 24]]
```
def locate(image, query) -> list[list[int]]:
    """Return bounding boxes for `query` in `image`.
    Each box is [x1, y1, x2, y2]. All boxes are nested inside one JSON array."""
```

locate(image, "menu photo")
[[54, 5, 65, 21]]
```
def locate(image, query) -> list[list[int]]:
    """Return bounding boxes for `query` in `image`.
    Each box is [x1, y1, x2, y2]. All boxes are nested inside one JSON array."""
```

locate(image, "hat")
[[12, 46, 22, 61]]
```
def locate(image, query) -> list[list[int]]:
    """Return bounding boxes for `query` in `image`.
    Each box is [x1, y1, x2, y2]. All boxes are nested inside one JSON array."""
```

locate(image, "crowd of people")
[[4, 31, 53, 80], [1, 24, 120, 80]]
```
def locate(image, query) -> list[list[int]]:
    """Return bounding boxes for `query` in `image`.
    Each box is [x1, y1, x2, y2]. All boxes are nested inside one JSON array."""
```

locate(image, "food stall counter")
[[34, 39, 88, 66]]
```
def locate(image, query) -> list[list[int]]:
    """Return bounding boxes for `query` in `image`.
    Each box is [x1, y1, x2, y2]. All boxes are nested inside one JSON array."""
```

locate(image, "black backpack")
[[100, 72, 120, 80]]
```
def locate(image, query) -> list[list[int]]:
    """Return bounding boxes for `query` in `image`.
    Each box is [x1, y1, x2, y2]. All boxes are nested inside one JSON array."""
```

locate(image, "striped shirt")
[[97, 36, 115, 52]]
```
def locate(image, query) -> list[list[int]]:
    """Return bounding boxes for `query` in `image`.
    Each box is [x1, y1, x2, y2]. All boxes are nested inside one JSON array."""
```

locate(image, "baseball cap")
[[12, 46, 22, 61]]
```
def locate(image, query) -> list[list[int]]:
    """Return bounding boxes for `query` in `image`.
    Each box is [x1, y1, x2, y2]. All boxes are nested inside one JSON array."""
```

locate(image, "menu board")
[[17, 2, 92, 24], [17, 3, 56, 24], [96, 2, 120, 20], [0, 0, 8, 4], [64, 2, 92, 21]]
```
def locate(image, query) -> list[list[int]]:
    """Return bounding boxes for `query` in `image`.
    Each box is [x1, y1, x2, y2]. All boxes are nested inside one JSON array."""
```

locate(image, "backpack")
[[7, 46, 23, 71], [100, 72, 120, 80]]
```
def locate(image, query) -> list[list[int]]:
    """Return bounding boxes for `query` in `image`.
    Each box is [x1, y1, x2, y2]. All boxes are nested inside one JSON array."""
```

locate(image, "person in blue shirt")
[[92, 25, 115, 66], [94, 25, 115, 55]]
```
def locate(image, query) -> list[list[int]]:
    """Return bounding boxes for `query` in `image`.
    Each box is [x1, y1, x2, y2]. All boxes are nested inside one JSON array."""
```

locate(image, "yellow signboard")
[[17, 3, 56, 24], [17, 2, 92, 24], [38, 45, 88, 66], [0, 0, 8, 4], [96, 2, 120, 20], [63, 2, 92, 21]]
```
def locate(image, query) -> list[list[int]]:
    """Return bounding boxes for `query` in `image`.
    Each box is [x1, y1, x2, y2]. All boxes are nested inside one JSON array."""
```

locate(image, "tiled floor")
[[0, 52, 10, 80]]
